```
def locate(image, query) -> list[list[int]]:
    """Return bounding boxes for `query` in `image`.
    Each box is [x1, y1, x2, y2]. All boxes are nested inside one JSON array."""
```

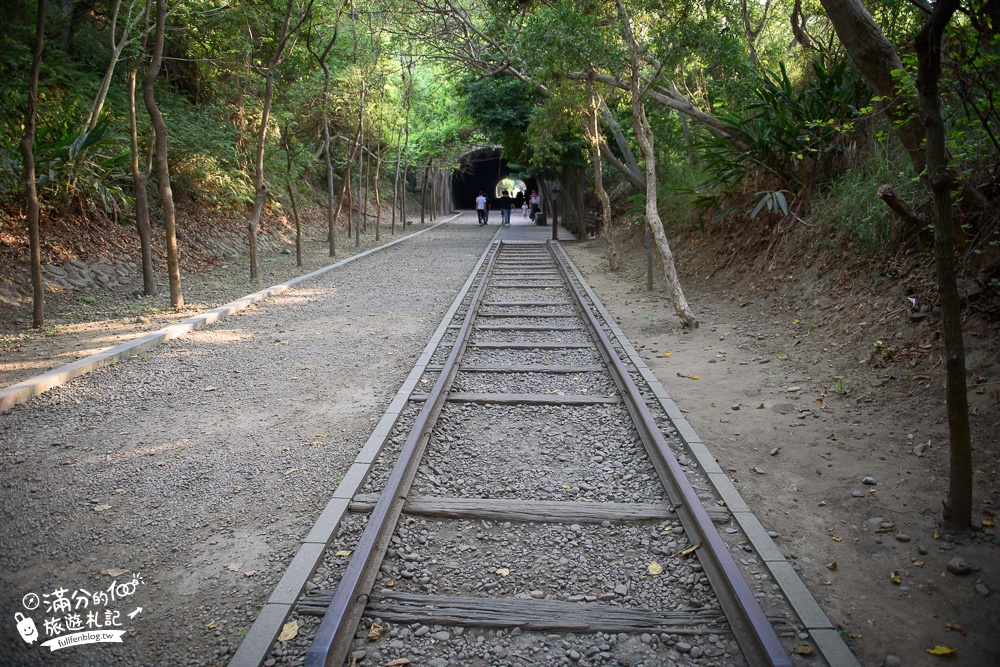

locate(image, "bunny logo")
[[15, 612, 38, 644]]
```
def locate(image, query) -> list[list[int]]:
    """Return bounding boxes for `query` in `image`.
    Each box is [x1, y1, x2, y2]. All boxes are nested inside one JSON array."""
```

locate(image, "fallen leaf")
[[208, 620, 217, 629], [103, 568, 128, 577], [983, 519, 995, 528], [832, 536, 842, 542], [244, 570, 256, 578], [368, 621, 384, 641], [891, 571, 902, 585], [203, 386, 219, 392], [93, 504, 112, 512], [663, 350, 671, 358], [226, 563, 242, 572], [945, 623, 968, 636], [335, 550, 352, 557], [278, 620, 298, 642], [934, 530, 941, 540], [710, 402, 716, 407], [233, 486, 243, 492], [750, 466, 766, 474], [647, 562, 663, 575], [826, 561, 837, 570], [914, 560, 925, 567], [495, 568, 510, 577], [820, 577, 832, 586], [284, 468, 297, 475], [925, 645, 956, 656], [792, 644, 813, 655], [384, 659, 411, 666]]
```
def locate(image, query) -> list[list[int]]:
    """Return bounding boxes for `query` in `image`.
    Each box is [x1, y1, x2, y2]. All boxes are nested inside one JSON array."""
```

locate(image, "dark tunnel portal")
[[452, 149, 537, 209]]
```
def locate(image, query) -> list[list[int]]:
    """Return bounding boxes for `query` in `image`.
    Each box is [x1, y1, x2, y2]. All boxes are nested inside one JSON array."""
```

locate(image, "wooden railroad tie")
[[409, 392, 619, 406], [348, 495, 731, 525], [298, 592, 731, 635], [424, 364, 605, 373]]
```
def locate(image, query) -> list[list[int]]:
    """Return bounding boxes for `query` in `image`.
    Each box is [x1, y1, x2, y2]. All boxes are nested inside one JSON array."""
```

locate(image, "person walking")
[[475, 191, 487, 225], [528, 190, 540, 221], [498, 190, 514, 226]]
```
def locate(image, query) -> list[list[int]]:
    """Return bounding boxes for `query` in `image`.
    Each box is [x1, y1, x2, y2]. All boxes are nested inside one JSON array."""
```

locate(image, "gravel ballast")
[[0, 221, 492, 666]]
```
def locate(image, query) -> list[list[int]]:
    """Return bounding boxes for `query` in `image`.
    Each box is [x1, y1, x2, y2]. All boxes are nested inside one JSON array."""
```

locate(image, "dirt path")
[[565, 240, 999, 667]]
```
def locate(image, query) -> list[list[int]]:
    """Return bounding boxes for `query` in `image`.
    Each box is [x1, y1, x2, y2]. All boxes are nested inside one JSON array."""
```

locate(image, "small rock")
[[567, 649, 581, 661], [769, 447, 779, 456], [414, 625, 430, 637], [529, 590, 545, 599], [917, 545, 928, 555], [852, 490, 865, 498], [785, 386, 801, 392], [946, 557, 971, 575], [895, 533, 911, 542], [676, 642, 692, 654], [431, 631, 450, 641], [975, 583, 990, 596], [885, 656, 902, 667], [690, 646, 702, 658], [614, 584, 628, 596], [862, 476, 877, 485]]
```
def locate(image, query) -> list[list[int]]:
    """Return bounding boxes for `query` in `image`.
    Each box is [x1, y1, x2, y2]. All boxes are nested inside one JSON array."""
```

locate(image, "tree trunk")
[[142, 0, 182, 308], [421, 161, 430, 225], [287, 180, 302, 266], [374, 152, 382, 242], [22, 0, 47, 329], [247, 0, 296, 280], [616, 0, 696, 328], [323, 120, 336, 257], [817, 0, 927, 174], [915, 0, 972, 528], [587, 87, 617, 269], [128, 60, 155, 295]]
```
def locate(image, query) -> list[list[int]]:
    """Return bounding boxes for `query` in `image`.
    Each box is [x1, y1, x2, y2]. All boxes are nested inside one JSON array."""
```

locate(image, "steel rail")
[[549, 241, 792, 667], [305, 241, 503, 667]]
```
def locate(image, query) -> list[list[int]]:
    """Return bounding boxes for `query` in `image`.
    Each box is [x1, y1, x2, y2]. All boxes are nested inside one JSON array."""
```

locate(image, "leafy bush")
[[692, 57, 871, 212]]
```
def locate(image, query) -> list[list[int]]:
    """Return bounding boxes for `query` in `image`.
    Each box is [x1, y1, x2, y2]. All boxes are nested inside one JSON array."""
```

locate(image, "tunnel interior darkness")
[[451, 148, 537, 209]]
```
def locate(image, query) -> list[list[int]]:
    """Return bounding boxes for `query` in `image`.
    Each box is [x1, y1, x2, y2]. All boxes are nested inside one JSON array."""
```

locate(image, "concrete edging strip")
[[555, 242, 860, 667], [228, 237, 498, 667], [0, 216, 459, 414]]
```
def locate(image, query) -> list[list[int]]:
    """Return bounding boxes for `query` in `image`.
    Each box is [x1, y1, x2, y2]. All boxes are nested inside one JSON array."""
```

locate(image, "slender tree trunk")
[[420, 161, 430, 225], [616, 0, 696, 327], [323, 120, 336, 257], [22, 0, 47, 328], [247, 0, 296, 280], [915, 0, 971, 527], [392, 124, 403, 234], [83, 0, 125, 133], [287, 181, 302, 266], [142, 0, 182, 307], [374, 151, 382, 242], [588, 92, 616, 267], [127, 60, 155, 295]]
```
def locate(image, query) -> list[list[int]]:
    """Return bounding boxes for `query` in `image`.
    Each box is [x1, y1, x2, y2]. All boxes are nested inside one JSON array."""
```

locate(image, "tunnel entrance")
[[451, 147, 537, 209]]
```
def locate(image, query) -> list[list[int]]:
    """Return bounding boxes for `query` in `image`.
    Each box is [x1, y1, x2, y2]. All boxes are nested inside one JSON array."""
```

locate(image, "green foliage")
[[462, 74, 535, 157], [691, 57, 871, 217], [807, 134, 923, 255]]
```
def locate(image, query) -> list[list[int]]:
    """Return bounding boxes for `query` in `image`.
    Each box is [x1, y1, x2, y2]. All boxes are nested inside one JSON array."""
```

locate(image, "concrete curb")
[[228, 237, 497, 667], [0, 216, 459, 414], [555, 242, 860, 667]]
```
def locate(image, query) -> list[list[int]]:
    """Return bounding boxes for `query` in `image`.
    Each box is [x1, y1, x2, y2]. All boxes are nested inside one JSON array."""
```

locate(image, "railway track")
[[245, 239, 814, 667]]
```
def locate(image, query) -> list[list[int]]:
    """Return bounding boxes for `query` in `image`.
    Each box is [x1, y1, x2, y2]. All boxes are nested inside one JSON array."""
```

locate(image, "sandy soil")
[[565, 237, 1000, 667]]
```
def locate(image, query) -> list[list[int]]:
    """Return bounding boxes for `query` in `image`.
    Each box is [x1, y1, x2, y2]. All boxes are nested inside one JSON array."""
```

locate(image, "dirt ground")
[[2, 214, 998, 666], [565, 233, 1000, 667]]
